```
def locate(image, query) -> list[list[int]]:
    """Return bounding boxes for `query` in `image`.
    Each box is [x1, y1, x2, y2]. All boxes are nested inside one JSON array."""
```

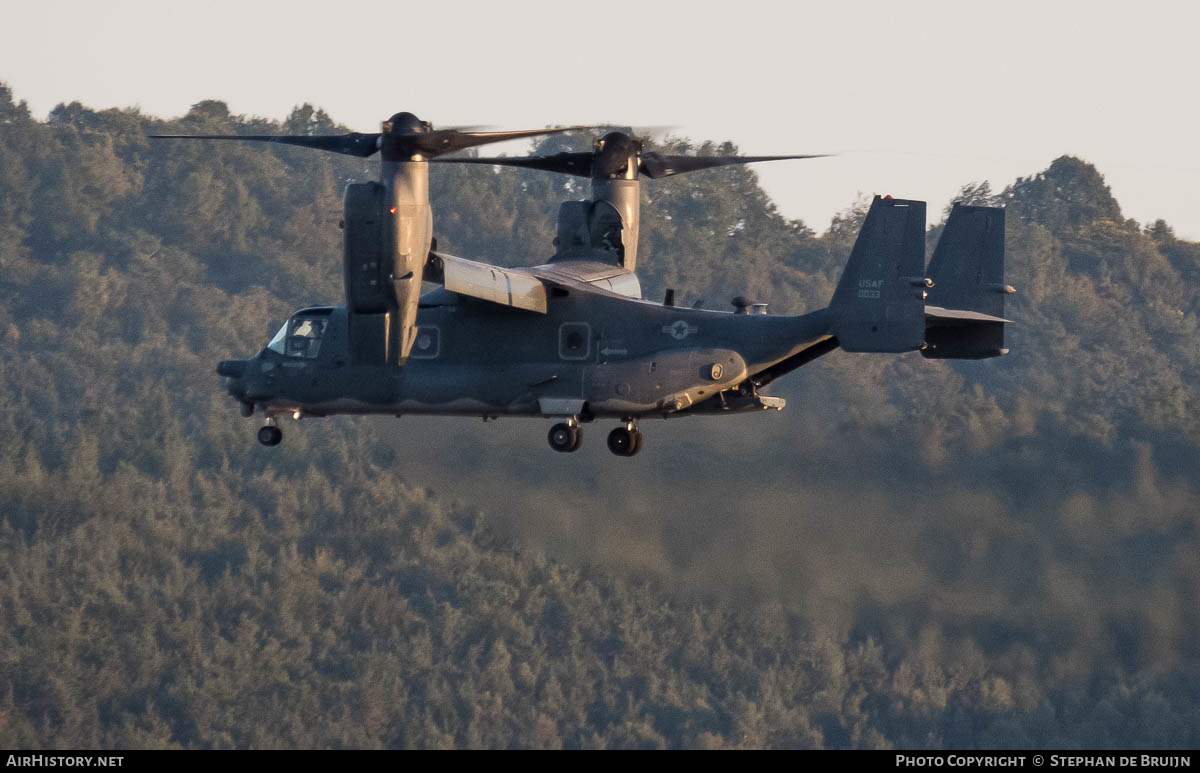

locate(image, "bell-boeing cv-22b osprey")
[[155, 111, 1013, 457]]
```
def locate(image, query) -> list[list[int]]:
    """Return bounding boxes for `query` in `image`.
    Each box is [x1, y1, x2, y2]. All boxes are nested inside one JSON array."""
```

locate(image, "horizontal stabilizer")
[[923, 322, 1008, 359], [924, 305, 1010, 324]]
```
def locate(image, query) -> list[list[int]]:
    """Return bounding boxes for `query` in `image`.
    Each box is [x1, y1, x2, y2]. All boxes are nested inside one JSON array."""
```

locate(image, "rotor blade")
[[418, 125, 600, 158], [149, 132, 381, 157], [431, 152, 594, 177], [639, 152, 831, 179]]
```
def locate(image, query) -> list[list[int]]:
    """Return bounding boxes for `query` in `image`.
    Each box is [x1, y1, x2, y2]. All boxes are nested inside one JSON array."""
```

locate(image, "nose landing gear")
[[257, 417, 282, 446], [607, 420, 642, 457]]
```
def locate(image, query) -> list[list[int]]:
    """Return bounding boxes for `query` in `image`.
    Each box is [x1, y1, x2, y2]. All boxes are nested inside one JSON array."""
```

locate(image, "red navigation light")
[[389, 207, 397, 214]]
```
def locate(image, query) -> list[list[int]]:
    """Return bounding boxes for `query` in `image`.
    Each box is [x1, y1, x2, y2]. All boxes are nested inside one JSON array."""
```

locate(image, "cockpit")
[[266, 308, 334, 359]]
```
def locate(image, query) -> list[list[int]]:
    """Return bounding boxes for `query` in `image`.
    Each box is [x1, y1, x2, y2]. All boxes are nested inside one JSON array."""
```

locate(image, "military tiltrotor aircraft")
[[156, 112, 1013, 456]]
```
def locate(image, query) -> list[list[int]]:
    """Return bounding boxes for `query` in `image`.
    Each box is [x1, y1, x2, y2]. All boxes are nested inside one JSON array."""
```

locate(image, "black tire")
[[548, 423, 579, 452], [607, 427, 636, 456], [257, 425, 282, 446]]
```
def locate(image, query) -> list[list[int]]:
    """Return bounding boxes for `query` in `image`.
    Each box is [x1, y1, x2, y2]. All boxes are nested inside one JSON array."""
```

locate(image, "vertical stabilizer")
[[829, 196, 928, 353], [922, 204, 1012, 359], [925, 204, 1007, 317]]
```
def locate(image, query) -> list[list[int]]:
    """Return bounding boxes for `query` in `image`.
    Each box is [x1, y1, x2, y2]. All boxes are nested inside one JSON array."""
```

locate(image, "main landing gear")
[[607, 420, 642, 457], [547, 418, 643, 456], [548, 420, 583, 453]]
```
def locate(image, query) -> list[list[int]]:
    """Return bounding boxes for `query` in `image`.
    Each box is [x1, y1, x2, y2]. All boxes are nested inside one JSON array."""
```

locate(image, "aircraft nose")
[[220, 358, 277, 404], [217, 359, 247, 379], [217, 359, 264, 416], [217, 359, 250, 400]]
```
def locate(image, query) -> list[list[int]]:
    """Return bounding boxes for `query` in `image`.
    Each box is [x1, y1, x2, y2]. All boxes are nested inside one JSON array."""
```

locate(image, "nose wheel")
[[607, 422, 643, 457], [257, 420, 282, 446], [548, 422, 583, 453]]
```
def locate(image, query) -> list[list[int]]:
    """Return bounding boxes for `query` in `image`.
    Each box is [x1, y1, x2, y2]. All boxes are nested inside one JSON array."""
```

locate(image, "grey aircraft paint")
[[159, 114, 1012, 456]]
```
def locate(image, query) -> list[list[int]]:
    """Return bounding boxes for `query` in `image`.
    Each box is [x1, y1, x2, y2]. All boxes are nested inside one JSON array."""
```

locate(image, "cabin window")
[[410, 326, 440, 359], [559, 322, 591, 361]]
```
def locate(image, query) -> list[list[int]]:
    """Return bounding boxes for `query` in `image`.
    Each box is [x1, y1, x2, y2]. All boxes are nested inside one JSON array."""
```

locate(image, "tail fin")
[[922, 204, 1013, 359], [829, 196, 928, 352]]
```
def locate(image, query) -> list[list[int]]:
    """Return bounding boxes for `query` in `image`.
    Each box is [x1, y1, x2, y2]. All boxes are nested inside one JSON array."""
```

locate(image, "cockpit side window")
[[286, 316, 326, 358], [267, 315, 327, 358], [265, 309, 334, 358]]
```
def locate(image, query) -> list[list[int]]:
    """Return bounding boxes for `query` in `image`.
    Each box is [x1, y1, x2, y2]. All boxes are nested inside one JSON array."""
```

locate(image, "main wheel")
[[257, 425, 282, 446], [548, 423, 581, 453], [607, 426, 641, 456]]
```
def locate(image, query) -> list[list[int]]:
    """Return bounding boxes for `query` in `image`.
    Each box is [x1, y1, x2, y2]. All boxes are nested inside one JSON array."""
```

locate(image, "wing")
[[426, 252, 548, 313], [425, 253, 643, 311], [527, 260, 642, 299]]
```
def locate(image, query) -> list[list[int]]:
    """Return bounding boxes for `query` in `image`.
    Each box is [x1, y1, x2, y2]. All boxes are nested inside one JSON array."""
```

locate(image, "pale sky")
[[2, 0, 1198, 237]]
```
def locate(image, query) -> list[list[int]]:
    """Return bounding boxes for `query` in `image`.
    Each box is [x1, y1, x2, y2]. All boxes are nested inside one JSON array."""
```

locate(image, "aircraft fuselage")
[[224, 286, 831, 422]]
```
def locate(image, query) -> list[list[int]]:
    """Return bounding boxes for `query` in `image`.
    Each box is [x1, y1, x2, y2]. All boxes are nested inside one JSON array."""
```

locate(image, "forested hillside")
[[1, 85, 1197, 748]]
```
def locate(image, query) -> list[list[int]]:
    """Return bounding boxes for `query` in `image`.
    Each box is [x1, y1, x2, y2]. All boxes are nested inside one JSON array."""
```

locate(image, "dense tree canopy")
[[1, 86, 1197, 748]]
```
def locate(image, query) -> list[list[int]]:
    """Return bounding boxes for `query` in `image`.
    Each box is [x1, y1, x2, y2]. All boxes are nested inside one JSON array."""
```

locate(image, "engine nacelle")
[[342, 182, 392, 315]]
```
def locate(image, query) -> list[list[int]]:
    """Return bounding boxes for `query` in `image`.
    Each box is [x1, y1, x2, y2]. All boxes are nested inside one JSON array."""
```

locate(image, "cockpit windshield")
[[266, 314, 328, 358]]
